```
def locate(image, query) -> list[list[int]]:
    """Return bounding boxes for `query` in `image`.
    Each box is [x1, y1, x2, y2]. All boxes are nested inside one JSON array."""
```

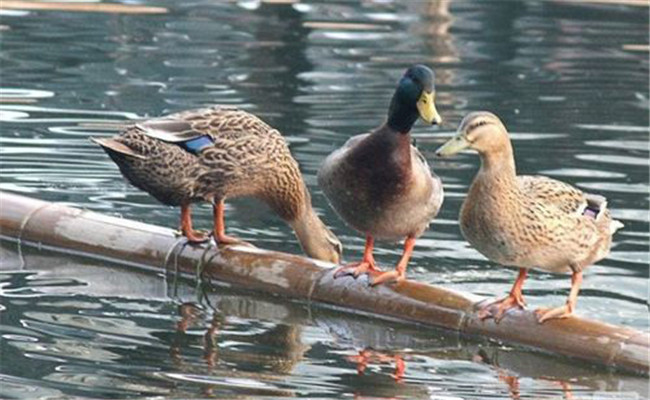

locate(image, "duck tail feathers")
[[90, 137, 147, 160], [610, 219, 624, 235]]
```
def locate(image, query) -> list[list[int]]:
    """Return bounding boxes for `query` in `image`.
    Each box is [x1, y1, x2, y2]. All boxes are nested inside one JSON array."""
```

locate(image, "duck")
[[435, 111, 623, 323], [91, 106, 342, 264], [318, 65, 444, 286]]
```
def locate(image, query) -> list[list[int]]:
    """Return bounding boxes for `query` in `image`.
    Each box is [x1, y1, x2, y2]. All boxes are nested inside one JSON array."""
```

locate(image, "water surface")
[[1, 0, 648, 399]]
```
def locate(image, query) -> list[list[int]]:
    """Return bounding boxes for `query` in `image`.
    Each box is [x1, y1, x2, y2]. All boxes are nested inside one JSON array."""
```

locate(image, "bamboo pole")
[[0, 191, 648, 375]]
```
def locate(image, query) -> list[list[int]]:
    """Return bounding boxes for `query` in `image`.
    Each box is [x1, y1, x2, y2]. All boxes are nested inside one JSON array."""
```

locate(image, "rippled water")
[[1, 0, 648, 399]]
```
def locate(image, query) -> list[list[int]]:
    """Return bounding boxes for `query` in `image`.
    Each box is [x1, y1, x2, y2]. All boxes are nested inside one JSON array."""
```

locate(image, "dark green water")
[[1, 0, 648, 399]]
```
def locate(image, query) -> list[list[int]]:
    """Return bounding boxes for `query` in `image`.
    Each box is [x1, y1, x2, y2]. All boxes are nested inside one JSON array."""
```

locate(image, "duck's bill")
[[435, 134, 470, 157], [417, 91, 442, 125]]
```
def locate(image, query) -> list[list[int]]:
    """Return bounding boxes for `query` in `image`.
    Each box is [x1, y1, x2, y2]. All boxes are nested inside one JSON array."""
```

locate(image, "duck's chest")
[[348, 133, 412, 202], [459, 178, 522, 263]]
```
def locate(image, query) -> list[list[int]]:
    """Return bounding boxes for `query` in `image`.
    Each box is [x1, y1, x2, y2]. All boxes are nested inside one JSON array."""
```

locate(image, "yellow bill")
[[416, 91, 442, 125], [435, 134, 471, 157]]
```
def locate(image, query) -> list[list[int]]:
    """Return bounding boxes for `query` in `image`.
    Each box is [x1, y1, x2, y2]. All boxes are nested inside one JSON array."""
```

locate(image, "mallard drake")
[[436, 111, 623, 323], [318, 65, 444, 286], [91, 106, 342, 263]]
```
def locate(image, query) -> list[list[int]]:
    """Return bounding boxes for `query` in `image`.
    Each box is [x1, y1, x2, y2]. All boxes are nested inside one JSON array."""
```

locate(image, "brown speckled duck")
[[436, 111, 623, 323], [318, 65, 444, 286], [91, 106, 342, 263]]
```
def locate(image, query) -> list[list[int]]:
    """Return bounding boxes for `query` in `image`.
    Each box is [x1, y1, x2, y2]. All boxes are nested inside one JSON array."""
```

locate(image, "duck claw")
[[369, 270, 404, 287], [176, 229, 211, 244], [534, 305, 573, 324], [477, 293, 527, 324], [333, 261, 377, 279]]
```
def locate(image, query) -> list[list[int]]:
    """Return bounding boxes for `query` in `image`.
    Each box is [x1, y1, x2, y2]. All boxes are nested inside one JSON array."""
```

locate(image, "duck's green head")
[[387, 64, 442, 133]]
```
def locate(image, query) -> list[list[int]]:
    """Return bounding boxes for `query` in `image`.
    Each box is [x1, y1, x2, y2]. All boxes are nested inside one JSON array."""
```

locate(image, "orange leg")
[[204, 313, 223, 368], [535, 271, 582, 323], [334, 236, 379, 279], [348, 348, 371, 375], [213, 200, 241, 245], [478, 268, 528, 322], [180, 204, 209, 243], [347, 349, 406, 382], [370, 236, 416, 286], [392, 355, 406, 383]]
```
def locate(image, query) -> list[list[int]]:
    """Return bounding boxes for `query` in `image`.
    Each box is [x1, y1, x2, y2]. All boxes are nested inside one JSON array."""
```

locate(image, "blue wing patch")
[[178, 135, 214, 154]]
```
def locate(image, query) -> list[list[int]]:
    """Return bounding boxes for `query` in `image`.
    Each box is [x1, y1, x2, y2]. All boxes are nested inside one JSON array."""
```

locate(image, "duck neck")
[[386, 93, 418, 134], [477, 140, 517, 187], [291, 205, 319, 245], [289, 199, 333, 261]]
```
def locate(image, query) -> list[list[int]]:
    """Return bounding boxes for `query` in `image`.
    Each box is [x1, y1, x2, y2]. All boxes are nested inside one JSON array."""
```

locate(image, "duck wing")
[[518, 175, 587, 215], [518, 175, 614, 223], [136, 118, 215, 155]]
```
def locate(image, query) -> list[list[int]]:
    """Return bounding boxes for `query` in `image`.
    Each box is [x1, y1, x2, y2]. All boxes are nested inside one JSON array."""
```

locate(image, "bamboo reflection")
[[170, 301, 307, 396], [3, 235, 648, 398]]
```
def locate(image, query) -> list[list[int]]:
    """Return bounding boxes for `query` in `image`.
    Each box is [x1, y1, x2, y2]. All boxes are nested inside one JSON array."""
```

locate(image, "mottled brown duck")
[[436, 111, 623, 323], [318, 65, 444, 286], [92, 106, 342, 263]]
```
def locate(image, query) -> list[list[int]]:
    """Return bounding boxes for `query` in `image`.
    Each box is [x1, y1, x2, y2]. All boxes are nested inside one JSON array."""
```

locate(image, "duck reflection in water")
[[171, 302, 309, 374], [474, 350, 576, 400], [348, 348, 406, 383]]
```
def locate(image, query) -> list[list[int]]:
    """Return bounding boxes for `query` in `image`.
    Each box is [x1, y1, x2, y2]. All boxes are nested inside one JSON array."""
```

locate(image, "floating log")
[[0, 191, 648, 375]]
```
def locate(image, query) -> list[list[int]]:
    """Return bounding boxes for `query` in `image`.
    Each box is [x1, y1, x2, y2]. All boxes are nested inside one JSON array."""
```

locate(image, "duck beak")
[[435, 133, 470, 157], [417, 91, 442, 126]]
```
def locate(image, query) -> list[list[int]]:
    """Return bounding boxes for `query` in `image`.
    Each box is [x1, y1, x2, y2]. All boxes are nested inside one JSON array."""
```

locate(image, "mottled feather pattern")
[[104, 106, 306, 219], [461, 171, 618, 274], [517, 175, 587, 216]]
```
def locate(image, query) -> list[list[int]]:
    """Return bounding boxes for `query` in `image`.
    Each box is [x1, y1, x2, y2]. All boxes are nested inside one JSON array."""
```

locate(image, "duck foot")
[[477, 293, 527, 323], [175, 229, 211, 244], [214, 232, 245, 246], [369, 269, 405, 286], [534, 305, 573, 323], [179, 203, 211, 244], [478, 268, 528, 323], [535, 270, 582, 324], [334, 235, 377, 279], [333, 261, 379, 279], [368, 236, 415, 287], [478, 295, 526, 324]]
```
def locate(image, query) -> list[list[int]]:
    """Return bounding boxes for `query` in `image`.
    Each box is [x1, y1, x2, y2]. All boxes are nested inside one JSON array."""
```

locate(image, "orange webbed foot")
[[477, 293, 527, 323], [333, 260, 378, 279], [535, 270, 582, 323], [369, 269, 405, 286], [214, 232, 245, 246], [534, 305, 573, 323], [178, 229, 211, 244]]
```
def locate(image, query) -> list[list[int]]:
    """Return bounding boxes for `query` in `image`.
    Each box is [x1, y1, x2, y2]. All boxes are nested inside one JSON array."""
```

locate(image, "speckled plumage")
[[93, 106, 341, 263], [103, 107, 304, 218], [454, 115, 621, 274], [437, 111, 623, 322]]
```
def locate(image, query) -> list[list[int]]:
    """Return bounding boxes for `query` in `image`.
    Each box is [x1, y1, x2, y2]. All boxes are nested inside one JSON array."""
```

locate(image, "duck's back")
[[460, 173, 620, 273], [98, 107, 300, 207]]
